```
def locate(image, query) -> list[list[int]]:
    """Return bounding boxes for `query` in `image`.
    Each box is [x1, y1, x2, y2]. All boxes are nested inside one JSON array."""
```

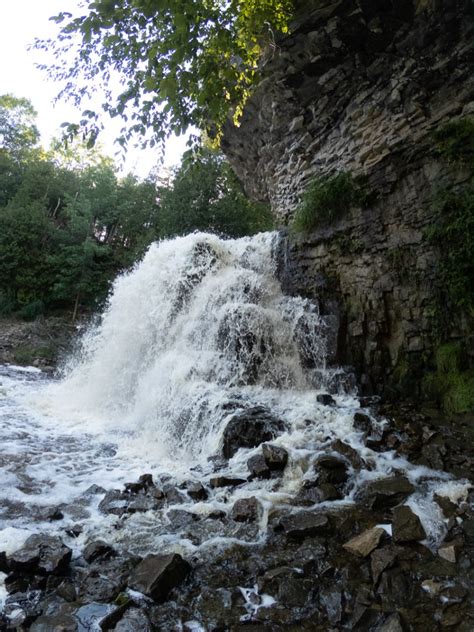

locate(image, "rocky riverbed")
[[1, 393, 472, 631]]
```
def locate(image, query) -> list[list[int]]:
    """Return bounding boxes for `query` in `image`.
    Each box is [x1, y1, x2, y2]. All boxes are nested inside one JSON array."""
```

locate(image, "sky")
[[0, 0, 187, 178]]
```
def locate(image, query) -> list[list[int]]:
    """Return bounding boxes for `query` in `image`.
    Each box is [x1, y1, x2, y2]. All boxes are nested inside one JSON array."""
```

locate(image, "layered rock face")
[[222, 0, 473, 394]]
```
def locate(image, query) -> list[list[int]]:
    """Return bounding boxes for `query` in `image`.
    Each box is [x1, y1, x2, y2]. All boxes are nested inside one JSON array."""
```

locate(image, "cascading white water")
[[44, 232, 330, 464]]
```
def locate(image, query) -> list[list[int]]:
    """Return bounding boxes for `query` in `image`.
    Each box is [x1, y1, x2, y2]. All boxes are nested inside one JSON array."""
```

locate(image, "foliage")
[[292, 172, 371, 233], [0, 94, 40, 159], [0, 96, 272, 320], [158, 148, 273, 238], [36, 0, 293, 149], [422, 342, 474, 414], [425, 179, 474, 313], [433, 118, 474, 169]]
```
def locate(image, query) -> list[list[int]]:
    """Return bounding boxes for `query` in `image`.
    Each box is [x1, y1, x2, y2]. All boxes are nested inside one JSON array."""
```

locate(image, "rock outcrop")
[[222, 0, 473, 395]]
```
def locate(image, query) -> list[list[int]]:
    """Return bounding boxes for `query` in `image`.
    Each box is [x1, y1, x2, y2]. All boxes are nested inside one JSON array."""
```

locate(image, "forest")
[[0, 94, 272, 320]]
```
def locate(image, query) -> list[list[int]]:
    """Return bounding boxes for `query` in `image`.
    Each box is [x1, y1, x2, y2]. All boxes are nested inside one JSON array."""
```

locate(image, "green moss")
[[435, 342, 464, 374], [433, 118, 474, 169], [422, 342, 474, 414], [291, 172, 373, 233]]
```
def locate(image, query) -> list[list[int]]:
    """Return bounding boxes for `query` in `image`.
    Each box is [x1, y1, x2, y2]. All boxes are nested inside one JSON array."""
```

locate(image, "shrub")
[[433, 118, 474, 169], [18, 299, 45, 321], [292, 172, 372, 233]]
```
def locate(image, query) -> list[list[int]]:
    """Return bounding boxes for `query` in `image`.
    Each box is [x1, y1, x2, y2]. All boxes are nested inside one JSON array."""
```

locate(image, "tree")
[[0, 94, 40, 158], [36, 0, 292, 149], [158, 148, 273, 237]]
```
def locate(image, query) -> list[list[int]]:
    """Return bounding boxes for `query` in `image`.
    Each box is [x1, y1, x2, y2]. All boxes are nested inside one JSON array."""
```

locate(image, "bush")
[[0, 292, 15, 316], [292, 172, 372, 233], [433, 118, 474, 169], [18, 299, 45, 321]]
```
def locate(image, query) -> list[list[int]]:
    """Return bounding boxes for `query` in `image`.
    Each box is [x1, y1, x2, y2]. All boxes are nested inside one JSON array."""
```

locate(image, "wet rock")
[[278, 511, 330, 539], [377, 613, 404, 631], [392, 506, 426, 542], [247, 454, 271, 479], [262, 443, 288, 470], [98, 490, 129, 516], [83, 540, 116, 564], [113, 607, 152, 631], [124, 473, 155, 495], [83, 484, 106, 496], [294, 482, 342, 506], [278, 576, 314, 608], [186, 481, 208, 501], [320, 586, 343, 624], [354, 412, 372, 432], [317, 393, 336, 406], [371, 546, 397, 583], [167, 509, 198, 529], [0, 550, 8, 573], [127, 495, 161, 513], [331, 439, 364, 470], [209, 476, 247, 488], [343, 527, 387, 557], [9, 534, 72, 575], [128, 553, 191, 602], [30, 613, 77, 631], [314, 454, 349, 485], [163, 485, 185, 505], [257, 566, 301, 594], [356, 476, 415, 510], [230, 497, 260, 522], [222, 407, 285, 458], [65, 524, 83, 538], [434, 493, 458, 518]]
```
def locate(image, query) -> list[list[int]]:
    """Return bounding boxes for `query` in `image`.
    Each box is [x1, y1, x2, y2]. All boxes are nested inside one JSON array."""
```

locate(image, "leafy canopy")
[[37, 0, 293, 149]]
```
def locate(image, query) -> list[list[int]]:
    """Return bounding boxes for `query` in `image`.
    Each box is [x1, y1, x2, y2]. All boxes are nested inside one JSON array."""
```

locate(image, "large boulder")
[[128, 553, 191, 602], [356, 476, 415, 510], [392, 506, 426, 542], [8, 534, 71, 575], [221, 407, 286, 458]]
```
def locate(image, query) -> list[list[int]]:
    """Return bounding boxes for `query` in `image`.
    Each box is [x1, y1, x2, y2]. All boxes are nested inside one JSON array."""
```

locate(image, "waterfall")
[[46, 232, 331, 464]]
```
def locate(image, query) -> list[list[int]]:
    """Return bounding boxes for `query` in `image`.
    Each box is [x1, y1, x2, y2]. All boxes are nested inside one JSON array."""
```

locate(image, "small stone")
[[438, 542, 458, 563], [128, 553, 191, 602], [392, 506, 426, 542], [262, 443, 288, 470], [247, 454, 271, 479], [278, 512, 330, 539], [230, 497, 260, 522], [317, 393, 336, 406], [343, 527, 386, 557]]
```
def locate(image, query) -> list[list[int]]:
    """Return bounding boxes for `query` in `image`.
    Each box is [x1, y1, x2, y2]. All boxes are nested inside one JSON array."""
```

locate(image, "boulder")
[[343, 527, 386, 557], [262, 444, 288, 470], [294, 483, 342, 506], [331, 439, 364, 470], [114, 608, 152, 632], [392, 506, 426, 542], [317, 393, 336, 406], [186, 481, 208, 501], [278, 512, 330, 539], [314, 454, 349, 485], [356, 476, 415, 510], [247, 454, 271, 479], [353, 412, 372, 433], [83, 540, 116, 564], [209, 476, 247, 488], [128, 553, 191, 602], [221, 407, 285, 458], [370, 547, 397, 583], [230, 497, 260, 522], [9, 534, 72, 575]]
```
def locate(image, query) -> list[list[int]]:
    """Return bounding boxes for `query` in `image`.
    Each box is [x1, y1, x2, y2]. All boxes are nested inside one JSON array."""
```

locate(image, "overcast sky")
[[0, 0, 187, 178]]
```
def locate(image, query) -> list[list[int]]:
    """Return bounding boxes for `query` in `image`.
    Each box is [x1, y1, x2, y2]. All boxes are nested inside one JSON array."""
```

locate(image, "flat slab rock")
[[128, 553, 191, 602], [343, 527, 386, 557], [278, 512, 330, 539]]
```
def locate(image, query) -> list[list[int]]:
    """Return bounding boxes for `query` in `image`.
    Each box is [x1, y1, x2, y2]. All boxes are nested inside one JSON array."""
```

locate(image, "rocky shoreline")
[[1, 400, 472, 631], [0, 318, 79, 371]]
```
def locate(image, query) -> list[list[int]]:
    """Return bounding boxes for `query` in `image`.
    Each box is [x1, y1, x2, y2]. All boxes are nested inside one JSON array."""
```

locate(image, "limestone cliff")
[[222, 0, 474, 396]]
